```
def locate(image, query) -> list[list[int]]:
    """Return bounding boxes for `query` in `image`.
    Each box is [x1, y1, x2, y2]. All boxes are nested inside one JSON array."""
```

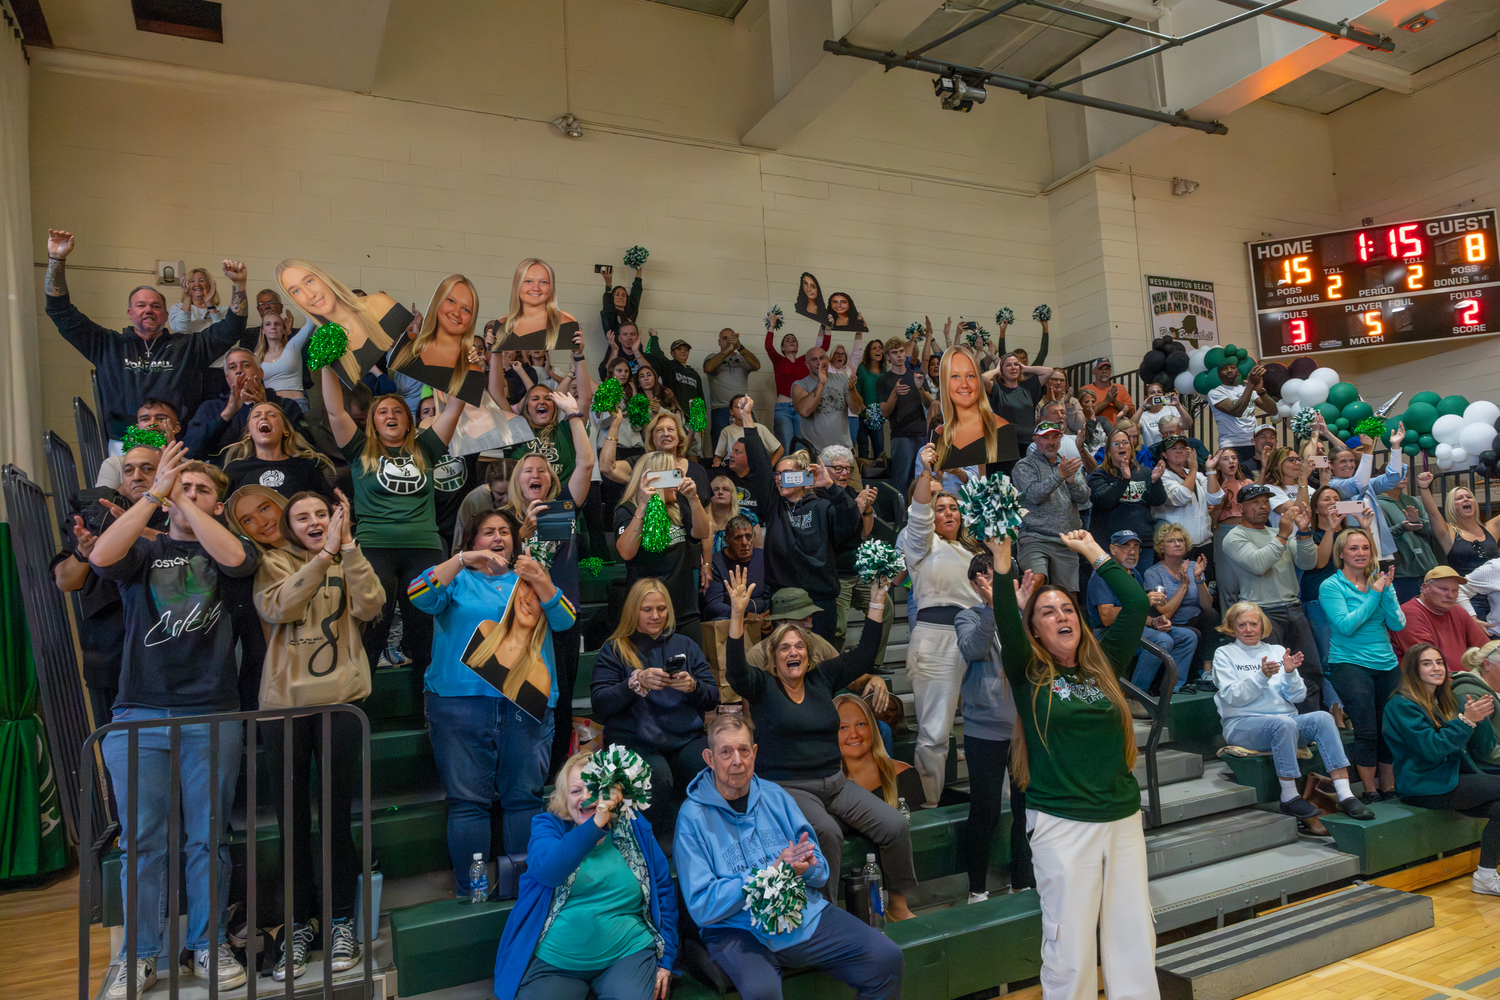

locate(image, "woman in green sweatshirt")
[[991, 528, 1154, 1000], [1383, 642, 1500, 896]]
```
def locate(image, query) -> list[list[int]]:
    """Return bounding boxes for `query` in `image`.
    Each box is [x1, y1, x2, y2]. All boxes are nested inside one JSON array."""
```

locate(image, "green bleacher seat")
[[574, 648, 599, 700], [390, 897, 516, 996], [838, 803, 1014, 885], [1163, 691, 1222, 752], [1320, 800, 1487, 875]]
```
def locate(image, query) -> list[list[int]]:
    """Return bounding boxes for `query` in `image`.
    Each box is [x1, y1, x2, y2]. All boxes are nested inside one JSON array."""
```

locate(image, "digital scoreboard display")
[[1247, 210, 1497, 359]]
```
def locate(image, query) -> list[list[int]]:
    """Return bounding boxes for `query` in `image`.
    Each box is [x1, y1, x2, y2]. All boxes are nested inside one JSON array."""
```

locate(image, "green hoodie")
[[1450, 671, 1500, 770]]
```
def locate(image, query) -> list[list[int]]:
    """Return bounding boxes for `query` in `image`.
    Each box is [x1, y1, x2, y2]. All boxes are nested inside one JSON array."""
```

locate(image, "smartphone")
[[645, 469, 684, 490], [594, 263, 609, 273], [1334, 500, 1365, 515], [1148, 396, 1167, 406], [1309, 455, 1330, 469], [665, 653, 688, 677], [779, 470, 813, 489]]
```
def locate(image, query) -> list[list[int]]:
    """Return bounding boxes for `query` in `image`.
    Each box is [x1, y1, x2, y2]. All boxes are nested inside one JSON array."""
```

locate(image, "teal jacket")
[[1383, 693, 1498, 797], [1318, 572, 1405, 671]]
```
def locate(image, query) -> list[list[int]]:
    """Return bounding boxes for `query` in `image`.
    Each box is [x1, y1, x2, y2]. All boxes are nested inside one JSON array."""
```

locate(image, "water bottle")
[[862, 853, 885, 929], [897, 798, 911, 824], [468, 853, 488, 904]]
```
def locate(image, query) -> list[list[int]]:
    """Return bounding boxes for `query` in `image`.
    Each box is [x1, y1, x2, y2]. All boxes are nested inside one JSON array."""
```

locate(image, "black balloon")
[[1140, 350, 1166, 380], [1288, 357, 1318, 379], [1260, 362, 1290, 398], [1163, 351, 1189, 376]]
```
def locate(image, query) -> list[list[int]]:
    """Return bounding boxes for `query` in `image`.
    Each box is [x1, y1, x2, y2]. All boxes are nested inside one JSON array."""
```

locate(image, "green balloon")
[[1326, 382, 1361, 410], [1223, 344, 1238, 357], [1419, 433, 1438, 452], [1238, 358, 1254, 376], [1437, 394, 1470, 417], [1335, 418, 1350, 432], [1402, 401, 1439, 434], [1193, 369, 1219, 394], [1204, 348, 1226, 369], [1381, 415, 1400, 446], [1410, 391, 1442, 407], [1315, 402, 1342, 424], [1341, 401, 1374, 425], [1403, 441, 1422, 456]]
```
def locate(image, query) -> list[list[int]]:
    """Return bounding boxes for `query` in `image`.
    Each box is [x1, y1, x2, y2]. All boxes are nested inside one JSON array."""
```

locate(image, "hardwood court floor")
[[1004, 873, 1500, 1000], [1, 868, 112, 1000]]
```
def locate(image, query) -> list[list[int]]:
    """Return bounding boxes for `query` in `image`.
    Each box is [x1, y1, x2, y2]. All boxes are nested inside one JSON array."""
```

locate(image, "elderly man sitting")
[[1086, 529, 1198, 695], [675, 714, 905, 1000]]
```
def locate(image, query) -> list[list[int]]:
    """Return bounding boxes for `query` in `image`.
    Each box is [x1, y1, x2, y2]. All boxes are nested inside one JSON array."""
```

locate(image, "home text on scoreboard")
[[1246, 210, 1498, 359]]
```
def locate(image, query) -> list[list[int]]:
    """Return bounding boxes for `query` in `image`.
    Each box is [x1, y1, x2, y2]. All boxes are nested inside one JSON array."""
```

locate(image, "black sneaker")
[[1338, 796, 1375, 820], [1279, 797, 1320, 819], [225, 901, 248, 949]]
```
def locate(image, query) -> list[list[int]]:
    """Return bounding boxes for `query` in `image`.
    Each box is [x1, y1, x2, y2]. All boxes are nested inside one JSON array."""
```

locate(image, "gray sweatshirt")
[[1221, 524, 1317, 607], [955, 603, 1016, 741], [1011, 450, 1089, 537]]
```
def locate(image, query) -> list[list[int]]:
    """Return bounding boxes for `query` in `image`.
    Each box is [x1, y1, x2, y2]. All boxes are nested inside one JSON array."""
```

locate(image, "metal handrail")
[[1121, 636, 1177, 830]]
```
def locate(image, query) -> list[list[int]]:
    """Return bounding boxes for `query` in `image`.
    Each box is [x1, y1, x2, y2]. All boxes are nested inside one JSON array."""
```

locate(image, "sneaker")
[[1472, 869, 1500, 897], [1337, 796, 1375, 820], [329, 917, 361, 972], [1278, 797, 1320, 819], [194, 943, 247, 990], [224, 901, 249, 949], [274, 921, 315, 982], [383, 646, 409, 667], [967, 891, 989, 904], [107, 959, 156, 999]]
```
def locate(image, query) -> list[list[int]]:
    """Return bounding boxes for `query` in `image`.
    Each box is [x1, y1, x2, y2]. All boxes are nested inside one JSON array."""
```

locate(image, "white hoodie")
[[1213, 639, 1307, 721]]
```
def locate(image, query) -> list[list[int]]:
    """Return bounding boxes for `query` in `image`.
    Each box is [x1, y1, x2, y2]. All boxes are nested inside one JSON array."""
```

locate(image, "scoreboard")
[[1247, 210, 1497, 359]]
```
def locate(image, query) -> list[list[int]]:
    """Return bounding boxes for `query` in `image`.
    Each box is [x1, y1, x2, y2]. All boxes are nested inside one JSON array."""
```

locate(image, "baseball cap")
[[671, 339, 692, 351], [1033, 421, 1065, 437], [1091, 358, 1112, 371], [1237, 484, 1274, 504], [1110, 530, 1142, 546], [1424, 566, 1468, 585], [1253, 424, 1278, 437], [769, 589, 823, 621]]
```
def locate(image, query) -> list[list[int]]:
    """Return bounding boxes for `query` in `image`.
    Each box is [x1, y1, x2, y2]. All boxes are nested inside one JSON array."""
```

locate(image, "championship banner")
[[1145, 275, 1219, 346]]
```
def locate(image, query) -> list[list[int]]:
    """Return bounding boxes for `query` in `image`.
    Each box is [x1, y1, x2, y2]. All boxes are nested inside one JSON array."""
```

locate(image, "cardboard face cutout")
[[275, 260, 405, 389], [387, 275, 489, 406], [794, 271, 827, 325], [462, 581, 552, 722], [825, 291, 867, 333], [933, 421, 1019, 472]]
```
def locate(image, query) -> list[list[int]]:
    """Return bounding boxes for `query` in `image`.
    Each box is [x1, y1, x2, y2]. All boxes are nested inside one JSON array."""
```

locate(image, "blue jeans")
[[425, 693, 553, 894], [1128, 626, 1198, 693], [1302, 600, 1342, 708], [848, 416, 860, 451], [773, 402, 800, 453], [856, 417, 883, 460], [703, 904, 905, 1000], [103, 707, 244, 959], [516, 949, 657, 1000], [890, 435, 922, 500], [1222, 711, 1349, 778], [711, 407, 732, 453]]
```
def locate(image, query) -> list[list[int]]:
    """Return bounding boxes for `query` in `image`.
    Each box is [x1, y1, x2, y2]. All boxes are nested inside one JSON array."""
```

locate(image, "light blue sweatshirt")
[[1329, 452, 1405, 556], [955, 604, 1016, 741], [1213, 640, 1306, 720], [674, 770, 829, 952], [1318, 571, 1406, 670]]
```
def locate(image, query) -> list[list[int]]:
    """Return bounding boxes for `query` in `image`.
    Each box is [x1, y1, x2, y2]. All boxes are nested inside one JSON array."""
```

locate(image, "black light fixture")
[[933, 75, 986, 112]]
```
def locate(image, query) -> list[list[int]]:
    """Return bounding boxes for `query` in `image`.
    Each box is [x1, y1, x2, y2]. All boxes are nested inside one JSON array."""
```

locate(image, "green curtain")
[[0, 522, 68, 879]]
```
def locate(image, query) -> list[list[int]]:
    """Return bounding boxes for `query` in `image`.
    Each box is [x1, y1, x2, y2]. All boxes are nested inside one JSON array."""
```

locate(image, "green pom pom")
[[1289, 407, 1316, 440], [580, 744, 654, 819], [906, 322, 925, 340], [1032, 304, 1052, 323], [622, 245, 649, 270], [640, 494, 672, 553], [524, 536, 556, 570], [742, 861, 809, 936], [688, 398, 707, 432], [591, 378, 624, 414], [765, 306, 784, 333], [121, 426, 168, 451], [854, 540, 905, 583], [307, 322, 349, 371], [579, 557, 604, 578], [957, 474, 1025, 542], [627, 394, 652, 429], [995, 307, 1014, 326], [964, 325, 992, 349], [1353, 416, 1387, 438]]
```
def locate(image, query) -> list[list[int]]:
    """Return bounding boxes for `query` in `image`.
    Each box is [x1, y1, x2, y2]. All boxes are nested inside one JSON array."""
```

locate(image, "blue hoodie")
[[674, 769, 829, 951]]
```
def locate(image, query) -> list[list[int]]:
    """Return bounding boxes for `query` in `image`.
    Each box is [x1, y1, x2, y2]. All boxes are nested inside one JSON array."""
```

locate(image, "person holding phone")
[[615, 452, 712, 648], [1384, 643, 1500, 896], [764, 454, 862, 637]]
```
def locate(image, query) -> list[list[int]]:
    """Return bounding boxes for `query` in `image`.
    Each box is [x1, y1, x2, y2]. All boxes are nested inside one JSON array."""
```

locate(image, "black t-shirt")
[[95, 533, 259, 710], [614, 495, 702, 623], [223, 456, 331, 500], [877, 368, 926, 438], [988, 376, 1044, 440], [431, 451, 478, 551], [726, 792, 749, 814]]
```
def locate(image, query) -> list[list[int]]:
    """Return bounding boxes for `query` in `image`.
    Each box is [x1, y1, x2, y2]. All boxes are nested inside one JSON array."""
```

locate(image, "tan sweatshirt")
[[253, 545, 386, 710]]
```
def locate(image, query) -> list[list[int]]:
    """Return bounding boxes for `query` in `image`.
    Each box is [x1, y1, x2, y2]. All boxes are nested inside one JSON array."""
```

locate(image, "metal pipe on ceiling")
[[907, 1, 1028, 59], [1019, 0, 1176, 42], [1212, 0, 1394, 51]]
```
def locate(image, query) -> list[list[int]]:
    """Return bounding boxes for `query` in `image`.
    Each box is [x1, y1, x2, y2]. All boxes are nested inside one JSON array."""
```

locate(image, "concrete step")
[[1155, 883, 1433, 999], [1144, 809, 1297, 879], [1136, 720, 1170, 749], [1145, 764, 1256, 826], [1132, 748, 1204, 789], [1148, 840, 1362, 933]]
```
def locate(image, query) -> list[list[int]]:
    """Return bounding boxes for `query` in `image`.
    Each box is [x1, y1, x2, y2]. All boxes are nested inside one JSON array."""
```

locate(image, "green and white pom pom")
[[958, 474, 1025, 542], [995, 307, 1015, 326], [1032, 304, 1052, 323], [765, 305, 784, 333], [307, 322, 349, 371], [641, 493, 672, 553], [580, 743, 654, 819], [623, 245, 649, 270], [743, 862, 809, 936], [854, 539, 905, 583], [688, 397, 707, 432], [905, 321, 925, 340], [524, 536, 555, 570], [1354, 416, 1386, 438], [863, 404, 884, 431], [627, 393, 653, 429], [964, 325, 992, 349], [121, 426, 167, 451], [1289, 407, 1316, 441], [592, 378, 624, 414]]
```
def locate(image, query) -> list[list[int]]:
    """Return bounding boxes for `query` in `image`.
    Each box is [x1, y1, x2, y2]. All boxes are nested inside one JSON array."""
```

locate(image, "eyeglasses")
[[827, 465, 853, 475]]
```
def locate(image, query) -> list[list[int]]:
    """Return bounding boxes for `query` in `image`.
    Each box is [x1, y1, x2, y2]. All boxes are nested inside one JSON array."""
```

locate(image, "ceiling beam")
[[9, 0, 53, 47], [1322, 49, 1413, 92]]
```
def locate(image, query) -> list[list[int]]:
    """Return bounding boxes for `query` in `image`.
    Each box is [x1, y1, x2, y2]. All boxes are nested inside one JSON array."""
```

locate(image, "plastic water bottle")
[[898, 798, 911, 824], [468, 854, 488, 904], [863, 853, 885, 929]]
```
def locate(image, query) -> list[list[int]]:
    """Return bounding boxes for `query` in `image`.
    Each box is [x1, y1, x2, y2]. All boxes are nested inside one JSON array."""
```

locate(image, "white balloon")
[[1435, 442, 1454, 461], [1277, 402, 1292, 419], [1300, 380, 1330, 406], [1459, 422, 1498, 455], [1464, 400, 1500, 426], [1432, 413, 1467, 446], [1174, 371, 1198, 396], [1187, 349, 1208, 376], [1452, 448, 1469, 465], [1309, 367, 1340, 387], [1281, 378, 1305, 405], [1438, 459, 1454, 471]]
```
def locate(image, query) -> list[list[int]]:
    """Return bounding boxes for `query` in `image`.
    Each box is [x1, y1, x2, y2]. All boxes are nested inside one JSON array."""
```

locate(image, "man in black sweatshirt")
[[44, 229, 252, 442], [763, 453, 862, 639]]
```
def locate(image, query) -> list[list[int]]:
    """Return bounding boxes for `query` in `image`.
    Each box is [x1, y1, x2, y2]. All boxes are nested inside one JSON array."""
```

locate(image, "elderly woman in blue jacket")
[[494, 749, 678, 1000]]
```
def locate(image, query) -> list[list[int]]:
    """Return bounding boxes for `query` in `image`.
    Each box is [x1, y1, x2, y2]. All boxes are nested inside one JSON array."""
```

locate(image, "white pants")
[[905, 622, 963, 808], [1030, 811, 1158, 1000]]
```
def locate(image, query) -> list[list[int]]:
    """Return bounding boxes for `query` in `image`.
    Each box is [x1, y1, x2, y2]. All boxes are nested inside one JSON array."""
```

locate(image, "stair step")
[[1148, 841, 1362, 933], [1144, 809, 1297, 879], [1135, 720, 1170, 749], [1145, 765, 1256, 826], [1320, 797, 1488, 875], [1132, 748, 1203, 789], [1155, 883, 1434, 999]]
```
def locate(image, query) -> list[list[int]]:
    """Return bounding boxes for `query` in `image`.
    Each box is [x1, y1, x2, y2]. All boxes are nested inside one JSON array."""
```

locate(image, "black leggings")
[[1403, 772, 1500, 868], [1330, 662, 1400, 768], [363, 547, 443, 698], [962, 735, 1033, 894], [548, 624, 581, 781], [614, 735, 708, 854]]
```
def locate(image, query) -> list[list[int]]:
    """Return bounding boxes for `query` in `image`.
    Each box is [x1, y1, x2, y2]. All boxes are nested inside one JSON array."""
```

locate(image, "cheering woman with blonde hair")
[[389, 273, 488, 403], [990, 528, 1156, 999], [275, 258, 403, 386], [220, 401, 333, 499]]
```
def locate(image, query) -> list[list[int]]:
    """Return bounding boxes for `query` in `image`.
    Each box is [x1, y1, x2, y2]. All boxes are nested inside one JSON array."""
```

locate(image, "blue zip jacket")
[[493, 811, 677, 1000], [674, 769, 829, 951], [1329, 453, 1406, 555], [1317, 571, 1406, 670], [955, 604, 1015, 741], [408, 566, 577, 700]]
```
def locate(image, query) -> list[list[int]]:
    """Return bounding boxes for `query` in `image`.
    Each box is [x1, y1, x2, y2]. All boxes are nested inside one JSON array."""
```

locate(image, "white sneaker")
[[107, 958, 156, 999], [194, 943, 247, 990], [1473, 868, 1500, 896], [329, 918, 361, 972], [967, 891, 989, 904]]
